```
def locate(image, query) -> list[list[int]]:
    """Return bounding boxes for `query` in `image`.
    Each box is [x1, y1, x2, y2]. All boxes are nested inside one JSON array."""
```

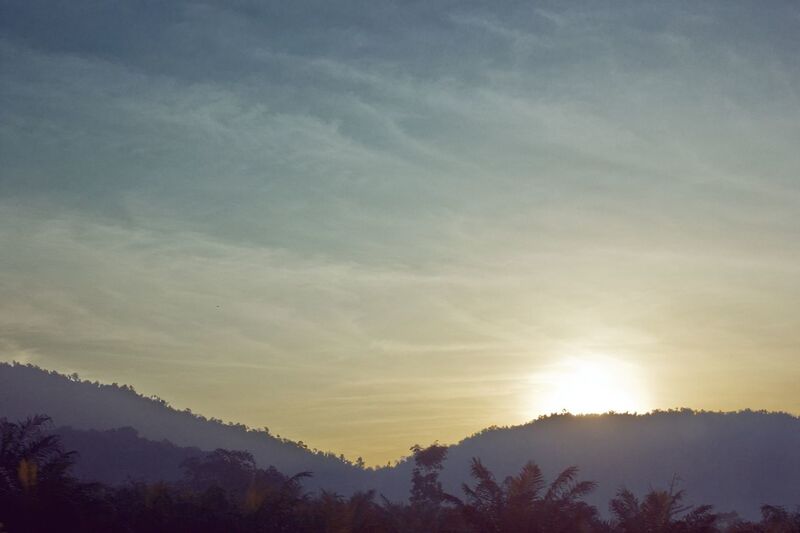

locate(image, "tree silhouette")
[[0, 415, 76, 493], [0, 415, 103, 532], [388, 443, 463, 532], [609, 480, 718, 533], [313, 490, 389, 532], [747, 505, 800, 533], [409, 443, 449, 507], [457, 458, 599, 533]]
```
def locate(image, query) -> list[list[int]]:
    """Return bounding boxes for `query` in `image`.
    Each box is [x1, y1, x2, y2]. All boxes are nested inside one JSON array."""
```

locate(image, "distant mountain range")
[[1, 362, 798, 519]]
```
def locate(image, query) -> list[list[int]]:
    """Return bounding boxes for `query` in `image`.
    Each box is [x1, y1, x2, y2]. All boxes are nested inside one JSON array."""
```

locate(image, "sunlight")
[[530, 354, 651, 416]]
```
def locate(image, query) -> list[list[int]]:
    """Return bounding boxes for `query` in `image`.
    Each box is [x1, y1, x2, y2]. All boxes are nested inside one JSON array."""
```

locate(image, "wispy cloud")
[[1, 0, 799, 462]]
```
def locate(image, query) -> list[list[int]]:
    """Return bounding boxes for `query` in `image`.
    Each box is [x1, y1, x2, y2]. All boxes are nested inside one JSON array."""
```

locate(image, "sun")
[[530, 354, 651, 416]]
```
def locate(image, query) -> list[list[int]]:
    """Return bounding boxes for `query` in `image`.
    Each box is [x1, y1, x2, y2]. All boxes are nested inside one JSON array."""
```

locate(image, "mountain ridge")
[[2, 361, 798, 519], [0, 362, 367, 492]]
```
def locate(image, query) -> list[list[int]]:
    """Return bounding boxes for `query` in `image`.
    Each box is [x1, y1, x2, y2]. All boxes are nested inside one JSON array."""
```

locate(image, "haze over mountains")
[[1, 362, 798, 519]]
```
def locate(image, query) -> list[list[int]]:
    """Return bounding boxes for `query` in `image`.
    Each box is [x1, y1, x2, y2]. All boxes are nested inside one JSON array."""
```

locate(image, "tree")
[[0, 415, 103, 533], [756, 505, 800, 533], [609, 480, 718, 533], [380, 443, 463, 532], [409, 443, 449, 507], [0, 415, 76, 495], [313, 490, 390, 533], [457, 459, 599, 533]]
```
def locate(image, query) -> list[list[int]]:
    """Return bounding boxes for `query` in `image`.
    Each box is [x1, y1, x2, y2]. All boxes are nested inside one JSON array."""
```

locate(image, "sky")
[[1, 0, 799, 464]]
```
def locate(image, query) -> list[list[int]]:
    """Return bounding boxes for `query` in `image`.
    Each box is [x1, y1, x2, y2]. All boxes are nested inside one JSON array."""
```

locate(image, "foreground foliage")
[[1, 416, 798, 532]]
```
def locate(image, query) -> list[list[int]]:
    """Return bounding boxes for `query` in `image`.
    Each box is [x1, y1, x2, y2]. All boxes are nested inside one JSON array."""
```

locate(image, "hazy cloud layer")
[[1, 0, 799, 462]]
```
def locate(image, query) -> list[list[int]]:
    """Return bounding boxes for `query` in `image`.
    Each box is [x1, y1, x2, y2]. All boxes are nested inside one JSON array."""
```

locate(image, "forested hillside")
[[2, 362, 799, 520], [0, 363, 366, 492], [2, 415, 799, 532], [423, 410, 800, 519]]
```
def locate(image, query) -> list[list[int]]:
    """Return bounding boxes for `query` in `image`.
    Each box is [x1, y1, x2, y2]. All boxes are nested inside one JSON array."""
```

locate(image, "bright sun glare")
[[531, 355, 651, 416]]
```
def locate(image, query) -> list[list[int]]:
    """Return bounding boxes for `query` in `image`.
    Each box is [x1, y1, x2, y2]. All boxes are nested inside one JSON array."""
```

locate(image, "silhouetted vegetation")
[[2, 416, 798, 532]]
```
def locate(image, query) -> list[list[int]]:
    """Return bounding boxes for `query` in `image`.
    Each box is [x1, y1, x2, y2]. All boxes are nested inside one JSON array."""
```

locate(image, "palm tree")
[[0, 415, 93, 533], [609, 480, 717, 533], [458, 458, 599, 533], [0, 415, 76, 495]]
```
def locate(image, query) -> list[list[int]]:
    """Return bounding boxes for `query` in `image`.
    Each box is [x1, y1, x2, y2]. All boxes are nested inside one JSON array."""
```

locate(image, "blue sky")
[[1, 1, 799, 463]]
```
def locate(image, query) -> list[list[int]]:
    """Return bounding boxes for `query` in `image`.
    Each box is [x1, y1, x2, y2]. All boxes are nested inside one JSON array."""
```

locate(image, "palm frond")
[[545, 465, 579, 501]]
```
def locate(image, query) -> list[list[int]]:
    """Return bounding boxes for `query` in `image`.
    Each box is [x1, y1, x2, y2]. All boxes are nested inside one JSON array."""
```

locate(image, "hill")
[[406, 410, 800, 519], [0, 362, 366, 492], [2, 362, 798, 519]]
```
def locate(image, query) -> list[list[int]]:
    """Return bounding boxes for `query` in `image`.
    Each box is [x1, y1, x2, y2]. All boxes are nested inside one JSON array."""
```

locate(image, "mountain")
[[2, 362, 799, 519], [412, 410, 800, 519], [0, 362, 366, 492]]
